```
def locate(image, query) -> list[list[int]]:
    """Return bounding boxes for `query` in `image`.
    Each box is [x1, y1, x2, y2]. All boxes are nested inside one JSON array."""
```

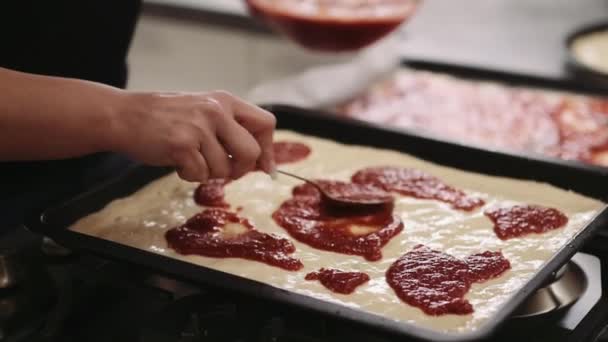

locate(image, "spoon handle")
[[276, 170, 315, 185]]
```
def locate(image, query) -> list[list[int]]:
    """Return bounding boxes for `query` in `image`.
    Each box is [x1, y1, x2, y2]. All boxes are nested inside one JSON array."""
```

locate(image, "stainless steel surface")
[[276, 169, 394, 207], [565, 22, 608, 90], [513, 261, 587, 318], [0, 249, 25, 289], [400, 0, 608, 81], [40, 237, 71, 257]]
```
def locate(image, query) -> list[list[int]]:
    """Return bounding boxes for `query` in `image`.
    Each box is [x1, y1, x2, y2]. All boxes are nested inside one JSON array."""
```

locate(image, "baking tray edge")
[[23, 105, 608, 342]]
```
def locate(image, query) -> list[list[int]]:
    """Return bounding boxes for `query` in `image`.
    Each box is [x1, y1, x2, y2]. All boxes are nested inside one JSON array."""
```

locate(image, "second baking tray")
[[329, 59, 608, 196], [334, 59, 608, 237], [25, 105, 608, 342]]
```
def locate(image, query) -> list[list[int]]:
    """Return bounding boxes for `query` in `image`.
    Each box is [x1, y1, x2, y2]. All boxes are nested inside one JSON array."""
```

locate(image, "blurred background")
[[129, 0, 608, 95], [2, 2, 608, 342]]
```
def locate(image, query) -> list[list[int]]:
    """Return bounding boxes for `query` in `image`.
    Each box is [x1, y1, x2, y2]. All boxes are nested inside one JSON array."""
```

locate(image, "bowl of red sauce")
[[245, 0, 421, 52]]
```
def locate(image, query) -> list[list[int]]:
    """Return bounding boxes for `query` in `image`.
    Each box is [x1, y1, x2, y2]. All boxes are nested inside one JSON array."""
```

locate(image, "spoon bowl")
[[276, 170, 394, 208]]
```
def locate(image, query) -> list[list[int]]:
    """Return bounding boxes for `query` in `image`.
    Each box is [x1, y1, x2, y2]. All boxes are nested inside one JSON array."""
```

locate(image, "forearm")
[[0, 67, 276, 183], [0, 67, 124, 160]]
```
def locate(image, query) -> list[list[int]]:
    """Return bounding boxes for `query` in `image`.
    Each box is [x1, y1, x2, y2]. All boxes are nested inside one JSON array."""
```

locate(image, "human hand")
[[110, 90, 276, 183]]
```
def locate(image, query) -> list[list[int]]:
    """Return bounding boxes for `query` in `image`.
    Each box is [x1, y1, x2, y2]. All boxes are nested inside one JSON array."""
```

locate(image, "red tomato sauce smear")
[[194, 179, 231, 207], [352, 166, 485, 211], [193, 141, 311, 207], [273, 141, 312, 164], [305, 268, 370, 294], [484, 205, 569, 240], [165, 209, 303, 271], [386, 245, 511, 315], [300, 179, 394, 204], [273, 180, 403, 261]]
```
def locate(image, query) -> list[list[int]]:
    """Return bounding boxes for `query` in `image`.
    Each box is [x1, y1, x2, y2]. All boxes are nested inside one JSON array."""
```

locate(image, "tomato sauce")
[[165, 209, 303, 271], [484, 205, 569, 240], [272, 141, 312, 165], [273, 181, 403, 261], [305, 268, 370, 294], [352, 166, 485, 211], [386, 245, 510, 315], [193, 179, 231, 207]]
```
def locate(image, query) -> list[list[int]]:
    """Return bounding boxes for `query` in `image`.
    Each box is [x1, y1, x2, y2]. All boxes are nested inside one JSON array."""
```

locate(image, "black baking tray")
[[402, 59, 608, 95], [25, 105, 608, 342], [359, 59, 608, 237], [331, 59, 608, 199]]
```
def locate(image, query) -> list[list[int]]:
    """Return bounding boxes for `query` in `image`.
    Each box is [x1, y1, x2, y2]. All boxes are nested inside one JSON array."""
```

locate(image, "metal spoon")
[[276, 170, 394, 208]]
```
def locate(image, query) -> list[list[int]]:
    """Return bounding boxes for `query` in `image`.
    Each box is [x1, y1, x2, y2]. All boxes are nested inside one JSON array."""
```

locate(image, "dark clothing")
[[2, 1, 141, 87], [0, 1, 142, 227]]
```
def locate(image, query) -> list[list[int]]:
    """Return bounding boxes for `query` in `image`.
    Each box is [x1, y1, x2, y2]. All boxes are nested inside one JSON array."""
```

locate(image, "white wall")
[[127, 14, 352, 97]]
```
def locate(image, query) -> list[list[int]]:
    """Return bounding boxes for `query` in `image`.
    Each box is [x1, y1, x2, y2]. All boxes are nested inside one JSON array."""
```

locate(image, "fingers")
[[216, 119, 261, 179], [130, 91, 275, 184], [173, 148, 209, 183], [198, 129, 232, 179], [217, 93, 277, 174], [171, 91, 276, 183], [253, 124, 275, 175]]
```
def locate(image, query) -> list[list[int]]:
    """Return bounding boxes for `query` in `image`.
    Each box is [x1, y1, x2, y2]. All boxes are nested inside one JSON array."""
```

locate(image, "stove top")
[[1, 227, 608, 342]]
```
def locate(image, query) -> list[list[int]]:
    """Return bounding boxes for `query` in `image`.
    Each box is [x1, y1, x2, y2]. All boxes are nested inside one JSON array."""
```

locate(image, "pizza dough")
[[70, 130, 605, 333]]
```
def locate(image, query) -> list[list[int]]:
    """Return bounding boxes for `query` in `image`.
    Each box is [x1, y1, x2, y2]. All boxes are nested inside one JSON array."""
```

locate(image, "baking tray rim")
[[400, 58, 608, 95], [323, 60, 608, 182], [24, 171, 608, 342], [23, 106, 608, 342], [267, 104, 608, 190]]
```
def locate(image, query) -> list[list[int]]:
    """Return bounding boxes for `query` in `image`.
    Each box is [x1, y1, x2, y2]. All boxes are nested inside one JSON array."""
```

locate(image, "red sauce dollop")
[[465, 251, 514, 283], [386, 245, 510, 315], [273, 141, 312, 165], [352, 166, 485, 211], [296, 179, 394, 204], [305, 268, 370, 294], [193, 179, 231, 207], [273, 181, 403, 261], [194, 141, 312, 208], [165, 209, 303, 271], [484, 205, 569, 240]]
